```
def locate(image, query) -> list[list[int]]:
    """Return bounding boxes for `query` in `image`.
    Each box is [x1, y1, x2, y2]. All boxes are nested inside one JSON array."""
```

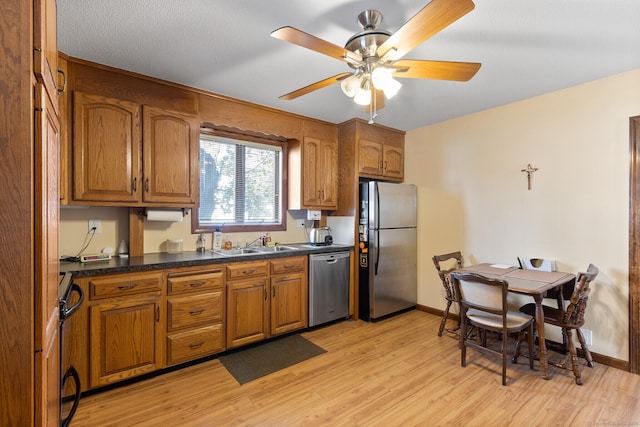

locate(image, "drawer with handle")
[[167, 269, 224, 295], [166, 324, 224, 365], [226, 260, 269, 280], [271, 255, 306, 274], [167, 292, 223, 331], [88, 272, 163, 299]]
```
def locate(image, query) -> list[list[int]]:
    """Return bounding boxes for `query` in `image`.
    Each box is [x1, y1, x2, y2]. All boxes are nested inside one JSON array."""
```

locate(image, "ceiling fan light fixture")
[[371, 66, 392, 88], [372, 66, 402, 99], [382, 77, 402, 99], [340, 74, 361, 98], [354, 77, 371, 105]]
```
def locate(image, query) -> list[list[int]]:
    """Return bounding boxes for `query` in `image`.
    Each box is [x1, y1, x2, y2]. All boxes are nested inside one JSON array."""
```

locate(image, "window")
[[196, 132, 285, 231]]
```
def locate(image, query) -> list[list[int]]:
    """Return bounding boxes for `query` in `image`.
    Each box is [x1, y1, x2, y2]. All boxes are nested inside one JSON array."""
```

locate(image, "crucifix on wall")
[[521, 163, 539, 190]]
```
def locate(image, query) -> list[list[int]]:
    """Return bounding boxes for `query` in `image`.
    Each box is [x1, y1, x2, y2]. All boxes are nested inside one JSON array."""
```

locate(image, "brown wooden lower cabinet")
[[68, 255, 310, 391], [166, 268, 226, 365], [226, 257, 309, 349], [226, 261, 271, 349], [89, 294, 163, 387], [270, 256, 308, 336]]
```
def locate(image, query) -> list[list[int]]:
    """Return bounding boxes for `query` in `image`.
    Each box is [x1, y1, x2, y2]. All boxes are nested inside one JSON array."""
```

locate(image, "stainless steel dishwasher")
[[309, 251, 350, 327]]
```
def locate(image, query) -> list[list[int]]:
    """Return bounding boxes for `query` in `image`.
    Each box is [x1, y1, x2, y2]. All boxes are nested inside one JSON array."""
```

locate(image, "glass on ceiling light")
[[381, 77, 402, 99], [340, 74, 361, 98], [354, 77, 371, 106], [371, 66, 402, 99]]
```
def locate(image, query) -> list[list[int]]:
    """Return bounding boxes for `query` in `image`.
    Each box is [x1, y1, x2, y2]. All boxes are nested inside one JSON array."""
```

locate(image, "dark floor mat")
[[219, 334, 326, 385]]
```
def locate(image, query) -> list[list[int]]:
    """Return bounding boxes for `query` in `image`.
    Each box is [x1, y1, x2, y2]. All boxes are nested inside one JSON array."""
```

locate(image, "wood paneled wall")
[[1, 0, 37, 424], [63, 55, 328, 143]]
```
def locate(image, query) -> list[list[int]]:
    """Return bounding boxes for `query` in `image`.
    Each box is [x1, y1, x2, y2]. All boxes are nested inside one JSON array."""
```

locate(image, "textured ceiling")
[[57, 0, 640, 131]]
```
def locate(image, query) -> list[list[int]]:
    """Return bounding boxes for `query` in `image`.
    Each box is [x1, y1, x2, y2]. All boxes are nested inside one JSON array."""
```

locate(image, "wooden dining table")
[[459, 263, 576, 379]]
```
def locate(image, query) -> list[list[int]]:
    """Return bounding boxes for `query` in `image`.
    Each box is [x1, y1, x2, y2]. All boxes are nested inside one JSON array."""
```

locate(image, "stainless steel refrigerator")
[[358, 181, 417, 321]]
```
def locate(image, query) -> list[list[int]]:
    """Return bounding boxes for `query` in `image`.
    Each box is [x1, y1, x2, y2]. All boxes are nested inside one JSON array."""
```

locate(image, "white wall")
[[406, 69, 640, 361], [60, 208, 314, 257]]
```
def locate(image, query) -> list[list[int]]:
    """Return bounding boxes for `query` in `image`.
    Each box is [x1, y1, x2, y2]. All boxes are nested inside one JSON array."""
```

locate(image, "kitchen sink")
[[213, 245, 300, 257], [212, 248, 261, 256], [254, 245, 299, 253]]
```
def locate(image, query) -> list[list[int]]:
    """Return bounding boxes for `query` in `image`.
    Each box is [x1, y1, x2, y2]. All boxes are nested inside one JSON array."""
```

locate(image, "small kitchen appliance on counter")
[[309, 226, 333, 246]]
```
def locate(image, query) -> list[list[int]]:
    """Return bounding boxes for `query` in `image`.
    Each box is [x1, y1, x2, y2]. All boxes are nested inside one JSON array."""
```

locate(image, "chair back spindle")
[[563, 264, 598, 328], [432, 251, 464, 336]]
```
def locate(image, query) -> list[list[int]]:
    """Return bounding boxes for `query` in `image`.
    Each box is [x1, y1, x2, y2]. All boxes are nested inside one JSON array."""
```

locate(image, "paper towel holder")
[[140, 208, 189, 220]]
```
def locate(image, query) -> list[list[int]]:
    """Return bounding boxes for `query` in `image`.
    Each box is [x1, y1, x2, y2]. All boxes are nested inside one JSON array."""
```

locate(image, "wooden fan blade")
[[271, 26, 363, 64], [393, 59, 481, 81], [365, 89, 385, 113], [279, 72, 352, 100], [377, 0, 475, 60]]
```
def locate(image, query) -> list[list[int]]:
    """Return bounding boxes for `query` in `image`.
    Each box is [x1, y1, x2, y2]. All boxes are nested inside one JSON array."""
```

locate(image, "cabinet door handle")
[[57, 68, 66, 95], [189, 309, 204, 316], [144, 178, 149, 192], [272, 287, 276, 298], [384, 160, 388, 171], [117, 284, 138, 291], [132, 177, 137, 192], [284, 265, 295, 270], [189, 341, 204, 349], [264, 289, 268, 301], [189, 281, 205, 288], [156, 307, 160, 322], [242, 269, 257, 275]]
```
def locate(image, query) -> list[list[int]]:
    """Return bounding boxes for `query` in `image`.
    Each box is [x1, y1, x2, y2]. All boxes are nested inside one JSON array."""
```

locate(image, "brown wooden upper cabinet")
[[289, 123, 339, 210], [71, 92, 198, 206], [34, 0, 59, 115], [301, 136, 338, 209], [358, 139, 404, 181]]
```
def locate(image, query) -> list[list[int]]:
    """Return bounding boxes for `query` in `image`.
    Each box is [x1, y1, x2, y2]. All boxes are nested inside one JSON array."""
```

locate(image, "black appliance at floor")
[[59, 272, 84, 427]]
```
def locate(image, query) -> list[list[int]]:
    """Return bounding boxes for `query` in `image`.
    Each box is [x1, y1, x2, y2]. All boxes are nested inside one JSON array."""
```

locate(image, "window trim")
[[192, 127, 288, 233]]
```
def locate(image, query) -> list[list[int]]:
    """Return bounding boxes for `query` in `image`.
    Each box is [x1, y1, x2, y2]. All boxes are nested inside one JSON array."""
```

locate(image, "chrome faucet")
[[246, 234, 266, 247]]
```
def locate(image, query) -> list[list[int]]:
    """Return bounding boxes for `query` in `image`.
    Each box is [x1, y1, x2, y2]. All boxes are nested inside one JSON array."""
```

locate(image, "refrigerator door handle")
[[374, 228, 380, 275], [374, 183, 380, 275]]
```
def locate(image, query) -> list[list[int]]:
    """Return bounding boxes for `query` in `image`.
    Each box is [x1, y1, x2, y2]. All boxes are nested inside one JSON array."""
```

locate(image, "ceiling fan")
[[271, 0, 481, 123]]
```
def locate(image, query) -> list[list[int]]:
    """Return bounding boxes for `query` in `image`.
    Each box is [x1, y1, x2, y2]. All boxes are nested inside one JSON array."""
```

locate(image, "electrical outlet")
[[581, 328, 592, 346], [296, 220, 306, 228], [88, 219, 102, 233]]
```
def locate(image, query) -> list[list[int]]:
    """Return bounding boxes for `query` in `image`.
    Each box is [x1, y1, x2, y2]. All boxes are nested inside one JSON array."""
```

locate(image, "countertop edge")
[[60, 244, 354, 277]]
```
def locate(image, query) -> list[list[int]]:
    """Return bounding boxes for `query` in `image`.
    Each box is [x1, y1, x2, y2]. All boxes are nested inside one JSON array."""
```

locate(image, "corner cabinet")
[[71, 92, 198, 206], [289, 121, 339, 210]]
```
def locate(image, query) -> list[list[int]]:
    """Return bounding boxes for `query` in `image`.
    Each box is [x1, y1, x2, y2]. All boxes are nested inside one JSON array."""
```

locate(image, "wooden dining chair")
[[518, 264, 599, 385], [518, 257, 573, 351], [450, 272, 535, 386], [432, 251, 464, 337]]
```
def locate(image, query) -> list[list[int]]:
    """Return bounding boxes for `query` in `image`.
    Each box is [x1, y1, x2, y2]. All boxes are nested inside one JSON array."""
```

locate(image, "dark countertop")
[[59, 243, 354, 277]]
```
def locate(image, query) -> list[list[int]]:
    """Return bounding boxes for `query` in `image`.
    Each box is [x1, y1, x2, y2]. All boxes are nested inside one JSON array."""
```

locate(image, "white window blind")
[[199, 135, 282, 228]]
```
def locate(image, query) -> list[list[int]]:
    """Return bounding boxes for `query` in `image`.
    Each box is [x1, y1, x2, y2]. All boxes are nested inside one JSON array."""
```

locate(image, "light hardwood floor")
[[71, 310, 640, 426]]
